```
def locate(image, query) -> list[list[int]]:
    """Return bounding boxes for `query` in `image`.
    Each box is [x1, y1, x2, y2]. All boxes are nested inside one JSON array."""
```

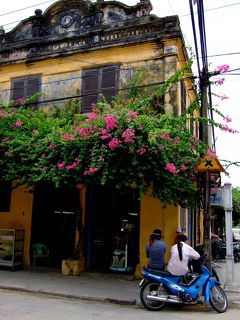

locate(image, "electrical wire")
[[181, 2, 240, 18], [0, 59, 179, 94], [0, 0, 55, 17], [7, 78, 173, 108]]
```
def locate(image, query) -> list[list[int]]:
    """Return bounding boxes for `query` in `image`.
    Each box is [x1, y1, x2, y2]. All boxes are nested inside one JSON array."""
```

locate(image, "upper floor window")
[[81, 65, 119, 113], [11, 76, 41, 105]]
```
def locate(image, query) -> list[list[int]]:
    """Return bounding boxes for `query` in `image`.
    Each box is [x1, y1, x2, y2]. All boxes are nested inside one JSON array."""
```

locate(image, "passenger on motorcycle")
[[167, 234, 200, 276], [146, 229, 166, 271]]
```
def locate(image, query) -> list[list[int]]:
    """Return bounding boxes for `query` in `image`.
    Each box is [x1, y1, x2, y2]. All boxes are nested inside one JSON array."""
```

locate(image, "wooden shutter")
[[100, 66, 118, 103], [26, 77, 40, 97], [81, 65, 118, 113], [11, 76, 41, 103], [81, 69, 99, 113], [11, 79, 25, 100]]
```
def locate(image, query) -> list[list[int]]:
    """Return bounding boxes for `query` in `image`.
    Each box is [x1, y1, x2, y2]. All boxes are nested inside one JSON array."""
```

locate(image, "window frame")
[[11, 75, 41, 105], [81, 64, 119, 113]]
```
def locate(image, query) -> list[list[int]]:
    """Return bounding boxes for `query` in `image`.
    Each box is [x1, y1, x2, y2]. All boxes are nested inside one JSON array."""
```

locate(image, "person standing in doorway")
[[146, 229, 166, 271]]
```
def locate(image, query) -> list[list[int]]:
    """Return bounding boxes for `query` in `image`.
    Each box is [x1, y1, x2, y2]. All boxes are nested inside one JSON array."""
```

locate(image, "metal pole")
[[223, 182, 234, 287], [201, 70, 212, 271]]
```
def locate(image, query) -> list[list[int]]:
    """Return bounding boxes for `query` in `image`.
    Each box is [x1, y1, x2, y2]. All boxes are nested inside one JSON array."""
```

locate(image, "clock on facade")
[[60, 14, 74, 28]]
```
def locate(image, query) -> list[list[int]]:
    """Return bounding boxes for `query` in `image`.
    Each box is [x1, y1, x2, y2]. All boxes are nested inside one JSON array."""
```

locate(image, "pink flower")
[[122, 128, 135, 143], [88, 113, 99, 121], [84, 167, 98, 175], [180, 165, 188, 171], [41, 153, 46, 158], [66, 159, 80, 170], [165, 163, 178, 174], [108, 138, 122, 149], [161, 133, 170, 139], [77, 127, 93, 137], [207, 149, 216, 158], [63, 133, 75, 141], [15, 120, 23, 127], [220, 124, 238, 133], [15, 98, 25, 104], [101, 133, 112, 140], [136, 148, 147, 155], [214, 78, 225, 86], [216, 64, 230, 73], [49, 143, 56, 149], [104, 114, 118, 130], [57, 162, 65, 169], [220, 94, 229, 101], [174, 136, 180, 143], [224, 115, 232, 123]]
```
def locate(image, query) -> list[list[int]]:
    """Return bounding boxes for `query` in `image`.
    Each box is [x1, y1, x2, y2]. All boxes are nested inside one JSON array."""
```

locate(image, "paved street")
[[0, 289, 240, 320]]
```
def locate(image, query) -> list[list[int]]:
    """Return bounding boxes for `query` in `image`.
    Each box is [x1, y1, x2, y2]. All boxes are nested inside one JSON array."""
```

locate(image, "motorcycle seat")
[[143, 267, 179, 277]]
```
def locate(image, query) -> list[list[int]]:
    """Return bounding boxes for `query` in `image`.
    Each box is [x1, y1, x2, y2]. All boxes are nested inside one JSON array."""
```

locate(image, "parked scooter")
[[211, 238, 240, 263], [233, 242, 240, 262], [139, 256, 228, 313]]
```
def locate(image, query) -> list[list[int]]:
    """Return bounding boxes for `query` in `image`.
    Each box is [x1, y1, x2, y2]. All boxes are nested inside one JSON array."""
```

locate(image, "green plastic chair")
[[32, 243, 50, 266]]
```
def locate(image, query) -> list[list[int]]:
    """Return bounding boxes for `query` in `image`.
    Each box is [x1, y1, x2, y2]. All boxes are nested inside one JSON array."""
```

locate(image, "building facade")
[[0, 0, 202, 275]]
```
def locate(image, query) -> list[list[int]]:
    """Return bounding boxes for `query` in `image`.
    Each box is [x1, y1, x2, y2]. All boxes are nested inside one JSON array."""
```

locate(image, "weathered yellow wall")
[[139, 194, 179, 269], [0, 186, 33, 265], [0, 39, 189, 271], [0, 42, 165, 106]]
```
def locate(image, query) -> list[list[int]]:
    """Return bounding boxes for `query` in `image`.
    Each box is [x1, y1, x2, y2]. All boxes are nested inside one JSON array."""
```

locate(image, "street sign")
[[194, 154, 225, 172], [210, 188, 223, 206]]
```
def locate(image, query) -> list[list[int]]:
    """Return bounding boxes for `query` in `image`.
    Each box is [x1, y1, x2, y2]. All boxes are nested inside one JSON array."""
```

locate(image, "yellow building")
[[0, 0, 202, 275]]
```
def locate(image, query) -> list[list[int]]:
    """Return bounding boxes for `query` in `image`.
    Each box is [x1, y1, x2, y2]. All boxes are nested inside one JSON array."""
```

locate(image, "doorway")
[[31, 184, 80, 268], [85, 185, 140, 272]]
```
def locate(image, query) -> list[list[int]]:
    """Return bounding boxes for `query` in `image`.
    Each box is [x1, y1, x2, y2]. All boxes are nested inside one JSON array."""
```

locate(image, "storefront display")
[[0, 229, 24, 269]]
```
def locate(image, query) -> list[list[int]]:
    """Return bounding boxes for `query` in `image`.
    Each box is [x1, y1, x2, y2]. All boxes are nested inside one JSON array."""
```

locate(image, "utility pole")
[[200, 68, 212, 268], [189, 0, 212, 268]]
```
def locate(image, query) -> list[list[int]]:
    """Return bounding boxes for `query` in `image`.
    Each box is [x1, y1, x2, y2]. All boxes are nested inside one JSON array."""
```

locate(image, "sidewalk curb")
[[0, 285, 137, 306], [1, 284, 239, 309]]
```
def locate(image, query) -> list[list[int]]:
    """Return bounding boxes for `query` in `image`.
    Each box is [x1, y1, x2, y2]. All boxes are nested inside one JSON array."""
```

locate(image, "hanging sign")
[[194, 154, 225, 172]]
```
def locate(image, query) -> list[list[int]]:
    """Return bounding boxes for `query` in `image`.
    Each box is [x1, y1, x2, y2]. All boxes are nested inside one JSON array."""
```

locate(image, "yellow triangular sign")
[[194, 154, 225, 172]]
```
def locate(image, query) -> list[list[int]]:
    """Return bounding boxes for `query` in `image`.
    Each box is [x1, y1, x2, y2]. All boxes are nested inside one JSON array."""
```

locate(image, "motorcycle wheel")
[[140, 281, 167, 311], [209, 285, 228, 313]]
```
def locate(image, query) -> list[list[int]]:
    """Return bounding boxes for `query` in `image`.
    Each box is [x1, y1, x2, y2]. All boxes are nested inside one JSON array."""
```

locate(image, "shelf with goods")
[[0, 229, 24, 269]]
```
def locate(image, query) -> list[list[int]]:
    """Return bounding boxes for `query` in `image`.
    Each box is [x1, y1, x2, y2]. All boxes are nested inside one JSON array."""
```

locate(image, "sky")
[[1, 0, 240, 187]]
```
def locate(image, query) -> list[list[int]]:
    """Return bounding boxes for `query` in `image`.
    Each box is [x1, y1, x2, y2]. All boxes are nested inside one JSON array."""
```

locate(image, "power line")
[[181, 2, 240, 18], [0, 55, 239, 96], [0, 59, 174, 94], [0, 0, 55, 18], [8, 78, 171, 108]]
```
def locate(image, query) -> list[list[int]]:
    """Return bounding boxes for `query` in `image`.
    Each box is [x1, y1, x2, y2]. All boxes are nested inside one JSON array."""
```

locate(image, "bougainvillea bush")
[[3, 64, 234, 207], [0, 88, 210, 208]]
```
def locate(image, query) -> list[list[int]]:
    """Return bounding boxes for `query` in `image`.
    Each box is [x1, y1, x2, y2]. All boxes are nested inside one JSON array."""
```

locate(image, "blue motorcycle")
[[139, 257, 228, 313]]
